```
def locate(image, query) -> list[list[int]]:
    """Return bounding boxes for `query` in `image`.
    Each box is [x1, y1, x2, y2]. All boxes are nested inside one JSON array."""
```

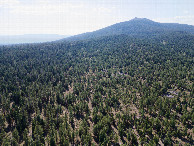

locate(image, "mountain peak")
[[65, 18, 194, 41], [132, 17, 145, 20], [130, 17, 154, 22]]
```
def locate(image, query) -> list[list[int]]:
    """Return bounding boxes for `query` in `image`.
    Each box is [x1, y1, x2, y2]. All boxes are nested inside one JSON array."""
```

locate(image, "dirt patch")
[[63, 85, 73, 97]]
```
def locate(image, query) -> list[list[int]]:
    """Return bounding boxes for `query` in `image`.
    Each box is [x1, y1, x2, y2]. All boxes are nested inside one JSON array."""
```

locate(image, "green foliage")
[[0, 25, 193, 145], [12, 128, 19, 143]]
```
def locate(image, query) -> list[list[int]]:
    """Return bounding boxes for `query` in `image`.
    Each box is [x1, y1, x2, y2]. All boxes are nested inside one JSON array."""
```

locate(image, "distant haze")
[[0, 0, 193, 36], [0, 34, 69, 45]]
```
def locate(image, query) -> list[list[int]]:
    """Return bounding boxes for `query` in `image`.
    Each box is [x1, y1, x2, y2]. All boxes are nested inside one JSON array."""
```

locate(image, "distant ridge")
[[64, 18, 194, 41], [0, 34, 69, 45]]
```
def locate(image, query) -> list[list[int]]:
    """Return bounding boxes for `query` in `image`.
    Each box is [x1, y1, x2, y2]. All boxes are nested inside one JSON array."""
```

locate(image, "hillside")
[[0, 18, 193, 145], [64, 18, 194, 41]]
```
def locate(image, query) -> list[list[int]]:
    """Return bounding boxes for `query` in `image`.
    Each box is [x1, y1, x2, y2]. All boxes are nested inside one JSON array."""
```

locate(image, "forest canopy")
[[0, 18, 193, 145]]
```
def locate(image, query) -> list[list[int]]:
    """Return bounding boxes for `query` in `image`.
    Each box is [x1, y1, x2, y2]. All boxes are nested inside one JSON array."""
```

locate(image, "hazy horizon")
[[1, 17, 194, 37], [0, 34, 69, 45], [0, 0, 194, 36]]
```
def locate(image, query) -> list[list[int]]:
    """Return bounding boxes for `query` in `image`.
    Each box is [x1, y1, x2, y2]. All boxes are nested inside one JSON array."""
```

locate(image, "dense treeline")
[[0, 34, 193, 145]]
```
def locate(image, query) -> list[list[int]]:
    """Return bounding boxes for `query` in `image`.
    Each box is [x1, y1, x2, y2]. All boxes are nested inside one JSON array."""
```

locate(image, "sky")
[[0, 0, 194, 35]]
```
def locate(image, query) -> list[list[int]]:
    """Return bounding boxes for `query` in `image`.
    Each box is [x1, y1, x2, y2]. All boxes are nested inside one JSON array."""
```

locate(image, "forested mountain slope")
[[0, 19, 193, 145], [64, 18, 194, 41]]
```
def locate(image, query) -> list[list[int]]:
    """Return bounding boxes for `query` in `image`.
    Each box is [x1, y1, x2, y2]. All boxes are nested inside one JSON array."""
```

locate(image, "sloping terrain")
[[64, 18, 194, 41], [0, 18, 193, 145]]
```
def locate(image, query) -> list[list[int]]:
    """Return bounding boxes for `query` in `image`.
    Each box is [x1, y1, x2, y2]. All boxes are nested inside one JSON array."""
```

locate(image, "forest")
[[0, 18, 194, 146]]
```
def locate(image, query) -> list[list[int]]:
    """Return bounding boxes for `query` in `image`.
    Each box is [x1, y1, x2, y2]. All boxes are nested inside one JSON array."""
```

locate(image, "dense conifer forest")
[[0, 18, 193, 145]]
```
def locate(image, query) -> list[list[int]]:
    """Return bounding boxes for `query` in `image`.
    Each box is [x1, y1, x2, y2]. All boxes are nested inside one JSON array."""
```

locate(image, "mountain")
[[65, 18, 194, 41], [0, 18, 193, 145], [0, 34, 69, 45]]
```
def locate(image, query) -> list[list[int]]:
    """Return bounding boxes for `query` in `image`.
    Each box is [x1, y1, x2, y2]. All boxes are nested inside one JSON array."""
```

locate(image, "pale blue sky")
[[0, 0, 193, 35]]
